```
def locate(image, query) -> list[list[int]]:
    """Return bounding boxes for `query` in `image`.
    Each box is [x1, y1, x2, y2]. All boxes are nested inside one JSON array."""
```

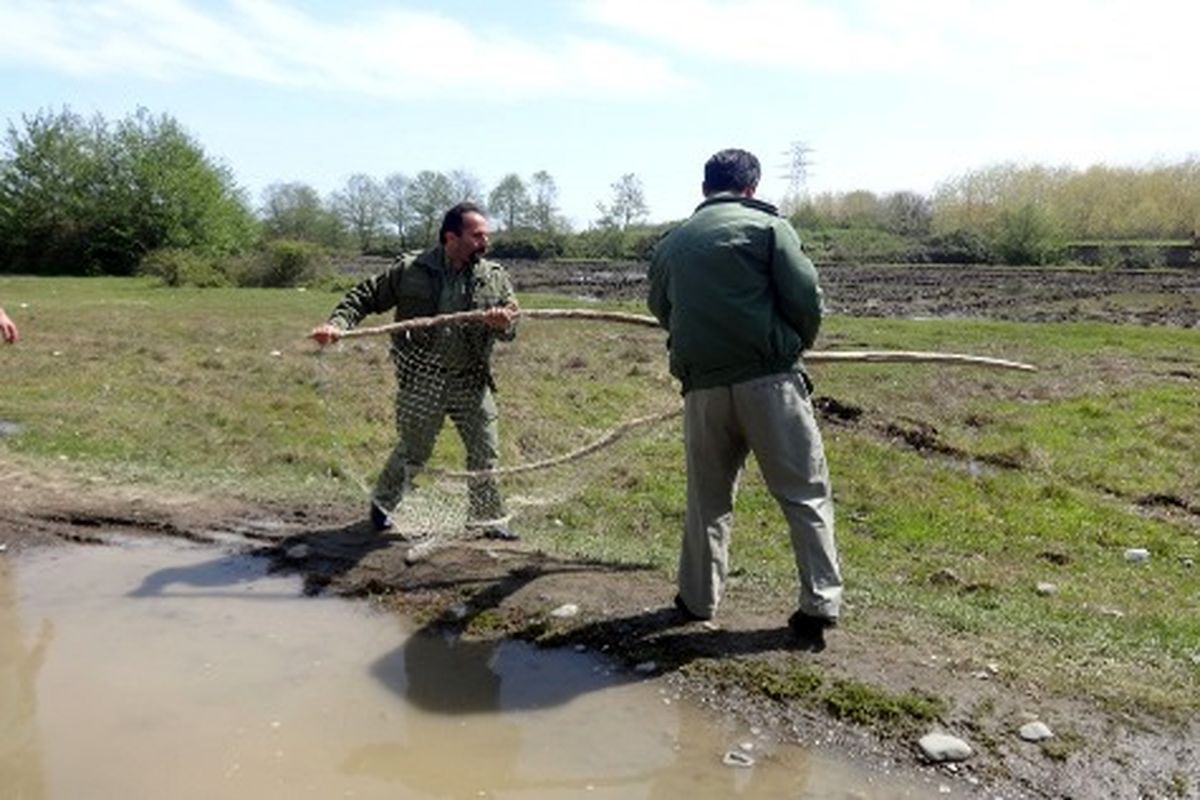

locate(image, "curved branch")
[[333, 308, 1037, 371]]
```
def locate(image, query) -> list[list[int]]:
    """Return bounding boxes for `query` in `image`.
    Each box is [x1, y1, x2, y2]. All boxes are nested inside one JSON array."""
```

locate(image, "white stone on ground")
[[550, 603, 579, 618], [1019, 721, 1054, 741], [918, 732, 973, 762]]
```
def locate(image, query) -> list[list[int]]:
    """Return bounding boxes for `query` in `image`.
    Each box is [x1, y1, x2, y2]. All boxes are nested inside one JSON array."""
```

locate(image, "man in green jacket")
[[311, 202, 520, 540], [648, 149, 842, 643]]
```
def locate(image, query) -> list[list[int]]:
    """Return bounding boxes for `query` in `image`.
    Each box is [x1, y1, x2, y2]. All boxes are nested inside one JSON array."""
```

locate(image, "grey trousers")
[[679, 371, 842, 620], [372, 368, 505, 524]]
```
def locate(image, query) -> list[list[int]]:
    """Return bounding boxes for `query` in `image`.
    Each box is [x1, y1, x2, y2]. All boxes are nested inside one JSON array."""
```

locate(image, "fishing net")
[[312, 306, 1036, 553], [313, 310, 682, 549]]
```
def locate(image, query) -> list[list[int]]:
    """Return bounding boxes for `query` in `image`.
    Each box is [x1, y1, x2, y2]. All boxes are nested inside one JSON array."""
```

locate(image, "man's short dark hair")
[[439, 201, 485, 244], [703, 149, 761, 194]]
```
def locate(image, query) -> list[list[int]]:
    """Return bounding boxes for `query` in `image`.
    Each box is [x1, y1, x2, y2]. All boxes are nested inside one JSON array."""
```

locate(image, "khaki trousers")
[[679, 372, 842, 620]]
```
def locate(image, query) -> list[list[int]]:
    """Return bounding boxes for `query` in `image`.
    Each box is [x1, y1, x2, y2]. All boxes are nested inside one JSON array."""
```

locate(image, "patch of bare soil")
[[3, 455, 1196, 800], [502, 260, 1200, 328]]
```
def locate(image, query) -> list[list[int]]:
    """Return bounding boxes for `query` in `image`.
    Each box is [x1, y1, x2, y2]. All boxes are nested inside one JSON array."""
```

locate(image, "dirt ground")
[[4, 264, 1199, 799], [504, 259, 1200, 329]]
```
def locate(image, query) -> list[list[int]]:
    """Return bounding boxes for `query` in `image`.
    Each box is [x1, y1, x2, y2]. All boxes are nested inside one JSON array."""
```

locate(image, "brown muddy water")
[[1, 540, 958, 799]]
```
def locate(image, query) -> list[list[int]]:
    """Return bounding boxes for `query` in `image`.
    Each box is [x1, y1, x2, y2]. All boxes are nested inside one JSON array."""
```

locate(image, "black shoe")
[[673, 594, 708, 622], [481, 525, 519, 541], [369, 501, 394, 532], [788, 610, 837, 640]]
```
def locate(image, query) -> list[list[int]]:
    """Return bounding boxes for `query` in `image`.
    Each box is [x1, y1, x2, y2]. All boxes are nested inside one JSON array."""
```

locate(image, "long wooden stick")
[[333, 308, 1037, 372], [431, 407, 682, 479], [337, 307, 661, 337]]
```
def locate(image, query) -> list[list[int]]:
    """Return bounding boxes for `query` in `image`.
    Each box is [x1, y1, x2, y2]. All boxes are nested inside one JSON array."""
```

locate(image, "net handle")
[[334, 308, 1037, 372]]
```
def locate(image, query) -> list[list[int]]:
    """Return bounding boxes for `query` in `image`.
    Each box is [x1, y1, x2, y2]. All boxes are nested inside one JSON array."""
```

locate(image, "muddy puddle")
[[1, 540, 957, 799]]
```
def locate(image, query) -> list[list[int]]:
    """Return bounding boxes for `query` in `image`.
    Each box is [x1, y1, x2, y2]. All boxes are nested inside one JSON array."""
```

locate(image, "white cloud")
[[0, 0, 689, 100], [580, 0, 1199, 105]]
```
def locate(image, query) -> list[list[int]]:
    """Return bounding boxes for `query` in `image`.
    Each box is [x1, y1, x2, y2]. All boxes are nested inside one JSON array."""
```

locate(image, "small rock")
[[284, 544, 310, 560], [0, 543, 7, 552], [634, 661, 657, 674], [738, 741, 754, 752], [918, 732, 973, 763], [550, 603, 579, 619], [448, 603, 469, 620], [1124, 547, 1150, 562], [1019, 721, 1054, 742], [722, 751, 755, 768], [269, 350, 283, 358], [1035, 582, 1057, 596]]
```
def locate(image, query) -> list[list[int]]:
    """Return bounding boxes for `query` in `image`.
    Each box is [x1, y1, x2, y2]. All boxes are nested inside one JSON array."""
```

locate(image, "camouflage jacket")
[[327, 245, 516, 375]]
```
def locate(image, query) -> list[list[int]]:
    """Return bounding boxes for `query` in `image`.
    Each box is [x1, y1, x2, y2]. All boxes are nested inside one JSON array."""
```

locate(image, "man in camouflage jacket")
[[312, 202, 520, 539]]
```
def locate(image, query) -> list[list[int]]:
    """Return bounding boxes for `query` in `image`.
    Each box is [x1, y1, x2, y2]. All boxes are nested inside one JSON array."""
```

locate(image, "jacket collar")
[[695, 192, 779, 216]]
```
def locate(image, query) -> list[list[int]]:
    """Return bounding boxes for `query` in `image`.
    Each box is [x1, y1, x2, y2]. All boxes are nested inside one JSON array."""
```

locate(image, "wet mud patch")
[[3, 456, 1198, 798]]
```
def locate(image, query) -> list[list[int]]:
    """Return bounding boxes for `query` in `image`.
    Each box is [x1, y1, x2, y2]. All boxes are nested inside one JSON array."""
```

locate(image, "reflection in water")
[[1, 542, 952, 799], [0, 559, 53, 800]]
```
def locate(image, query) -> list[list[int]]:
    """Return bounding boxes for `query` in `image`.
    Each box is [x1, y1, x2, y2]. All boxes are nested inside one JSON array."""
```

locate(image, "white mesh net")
[[313, 311, 681, 548]]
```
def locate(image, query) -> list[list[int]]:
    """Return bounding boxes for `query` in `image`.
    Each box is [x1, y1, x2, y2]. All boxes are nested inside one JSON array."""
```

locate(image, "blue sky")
[[1, 0, 1196, 228]]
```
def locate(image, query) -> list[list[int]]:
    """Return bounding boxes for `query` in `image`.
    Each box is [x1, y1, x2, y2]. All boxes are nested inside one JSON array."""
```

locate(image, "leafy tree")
[[331, 173, 386, 252], [0, 106, 256, 274], [596, 173, 649, 230], [529, 170, 562, 233], [990, 203, 1063, 265], [488, 173, 531, 230], [406, 170, 455, 246], [259, 182, 343, 248]]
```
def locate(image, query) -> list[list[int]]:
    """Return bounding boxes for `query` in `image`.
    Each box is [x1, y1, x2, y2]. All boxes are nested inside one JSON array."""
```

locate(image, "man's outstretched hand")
[[310, 323, 342, 346], [481, 305, 520, 330]]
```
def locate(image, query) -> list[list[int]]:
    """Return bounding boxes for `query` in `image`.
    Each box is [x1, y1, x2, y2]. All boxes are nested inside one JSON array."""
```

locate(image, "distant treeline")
[[789, 161, 1200, 267], [2, 106, 1197, 285]]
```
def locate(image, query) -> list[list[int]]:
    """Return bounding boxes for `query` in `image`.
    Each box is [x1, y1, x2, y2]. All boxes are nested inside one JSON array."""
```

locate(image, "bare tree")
[[529, 170, 561, 233], [596, 173, 648, 230], [448, 168, 483, 204], [881, 190, 932, 236], [383, 172, 412, 248], [332, 173, 387, 252]]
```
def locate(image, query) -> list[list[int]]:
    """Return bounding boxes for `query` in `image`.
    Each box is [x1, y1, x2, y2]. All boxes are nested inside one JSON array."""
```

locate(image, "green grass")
[[1, 275, 1197, 716]]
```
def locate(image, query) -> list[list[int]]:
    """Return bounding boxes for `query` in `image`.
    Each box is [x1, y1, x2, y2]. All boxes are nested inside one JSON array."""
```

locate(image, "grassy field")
[[2, 274, 1197, 717]]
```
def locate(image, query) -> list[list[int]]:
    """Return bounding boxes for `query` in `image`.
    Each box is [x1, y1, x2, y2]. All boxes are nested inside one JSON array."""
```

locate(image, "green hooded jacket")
[[647, 194, 823, 394], [327, 245, 516, 374]]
